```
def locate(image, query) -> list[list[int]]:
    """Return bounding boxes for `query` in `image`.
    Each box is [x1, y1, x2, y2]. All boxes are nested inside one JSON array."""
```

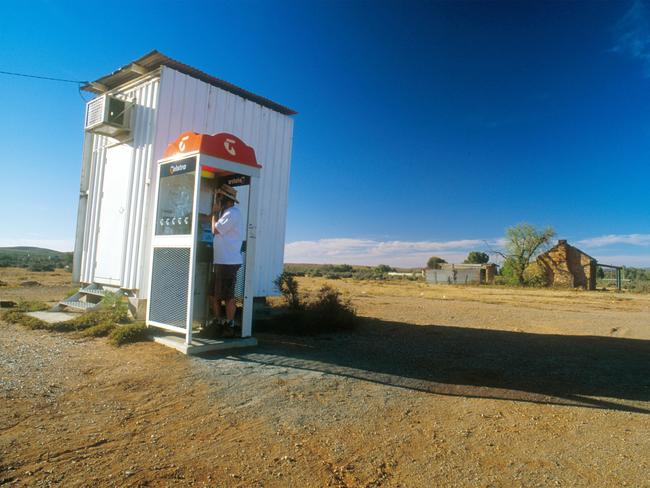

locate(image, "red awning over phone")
[[164, 132, 261, 169]]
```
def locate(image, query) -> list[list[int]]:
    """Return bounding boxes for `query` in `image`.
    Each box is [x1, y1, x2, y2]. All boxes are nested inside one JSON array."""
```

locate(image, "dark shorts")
[[213, 264, 240, 300]]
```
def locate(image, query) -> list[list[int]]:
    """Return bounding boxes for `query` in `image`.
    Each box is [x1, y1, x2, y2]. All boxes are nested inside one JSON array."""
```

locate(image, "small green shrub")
[[77, 322, 117, 338], [108, 323, 149, 346], [99, 292, 130, 322], [274, 272, 302, 310]]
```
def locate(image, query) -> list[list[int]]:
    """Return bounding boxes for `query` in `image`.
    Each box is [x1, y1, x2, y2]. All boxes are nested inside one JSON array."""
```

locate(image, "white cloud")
[[0, 238, 74, 253], [285, 237, 499, 267], [611, 0, 650, 76], [284, 233, 650, 268], [577, 234, 650, 247]]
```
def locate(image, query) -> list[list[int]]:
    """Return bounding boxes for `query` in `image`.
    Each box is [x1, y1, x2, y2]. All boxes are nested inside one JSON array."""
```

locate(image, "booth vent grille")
[[85, 96, 105, 128], [235, 251, 245, 299], [150, 247, 190, 328]]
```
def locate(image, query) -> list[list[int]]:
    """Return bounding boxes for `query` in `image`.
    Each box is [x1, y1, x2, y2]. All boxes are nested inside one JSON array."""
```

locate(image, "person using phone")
[[207, 183, 243, 335]]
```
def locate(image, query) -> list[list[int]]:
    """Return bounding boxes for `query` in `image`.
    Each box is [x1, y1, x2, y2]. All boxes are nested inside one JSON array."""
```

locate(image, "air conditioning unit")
[[85, 95, 132, 139]]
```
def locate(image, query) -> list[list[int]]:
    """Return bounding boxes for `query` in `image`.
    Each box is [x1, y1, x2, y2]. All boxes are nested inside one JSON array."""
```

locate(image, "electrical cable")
[[0, 68, 91, 103], [0, 69, 88, 84]]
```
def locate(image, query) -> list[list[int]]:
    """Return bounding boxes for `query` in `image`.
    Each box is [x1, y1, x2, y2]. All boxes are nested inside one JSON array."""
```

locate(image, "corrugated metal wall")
[[79, 67, 293, 298], [143, 66, 294, 297], [121, 79, 159, 290], [79, 77, 160, 288], [79, 134, 107, 283]]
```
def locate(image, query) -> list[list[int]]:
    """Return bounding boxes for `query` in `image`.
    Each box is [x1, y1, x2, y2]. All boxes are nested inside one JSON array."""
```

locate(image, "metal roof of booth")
[[81, 50, 297, 116]]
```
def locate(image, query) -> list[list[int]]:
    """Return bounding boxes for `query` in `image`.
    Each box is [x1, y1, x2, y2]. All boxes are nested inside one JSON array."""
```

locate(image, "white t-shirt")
[[213, 205, 243, 265]]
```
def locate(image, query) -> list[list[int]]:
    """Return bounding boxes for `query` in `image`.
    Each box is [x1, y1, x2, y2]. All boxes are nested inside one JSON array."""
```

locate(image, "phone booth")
[[146, 132, 261, 353]]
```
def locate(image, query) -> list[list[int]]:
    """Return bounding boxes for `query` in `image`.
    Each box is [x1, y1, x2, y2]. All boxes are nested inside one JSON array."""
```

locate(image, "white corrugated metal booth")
[[69, 51, 295, 350]]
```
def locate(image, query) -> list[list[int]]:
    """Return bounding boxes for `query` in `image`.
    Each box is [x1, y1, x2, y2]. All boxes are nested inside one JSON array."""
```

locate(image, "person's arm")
[[212, 199, 222, 235], [215, 208, 236, 235], [211, 212, 219, 235]]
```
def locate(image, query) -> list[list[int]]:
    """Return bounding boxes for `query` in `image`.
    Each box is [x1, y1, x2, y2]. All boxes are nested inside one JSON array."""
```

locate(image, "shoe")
[[197, 326, 213, 339], [198, 318, 220, 338]]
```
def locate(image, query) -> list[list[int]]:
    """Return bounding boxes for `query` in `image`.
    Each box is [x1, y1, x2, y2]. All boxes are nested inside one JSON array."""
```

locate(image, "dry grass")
[[292, 276, 650, 313]]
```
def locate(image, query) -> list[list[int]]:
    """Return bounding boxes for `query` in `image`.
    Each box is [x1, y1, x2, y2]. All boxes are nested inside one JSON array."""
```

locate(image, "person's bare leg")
[[225, 298, 236, 322], [212, 296, 223, 321]]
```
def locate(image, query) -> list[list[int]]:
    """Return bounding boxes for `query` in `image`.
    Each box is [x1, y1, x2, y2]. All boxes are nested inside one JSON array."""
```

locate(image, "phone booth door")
[[147, 155, 200, 343]]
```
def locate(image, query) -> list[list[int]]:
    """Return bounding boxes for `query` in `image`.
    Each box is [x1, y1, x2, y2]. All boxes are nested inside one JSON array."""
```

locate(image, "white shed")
[[67, 51, 295, 321]]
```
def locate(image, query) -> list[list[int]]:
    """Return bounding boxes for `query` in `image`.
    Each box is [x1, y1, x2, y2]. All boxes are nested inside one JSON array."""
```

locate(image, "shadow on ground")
[[202, 318, 650, 413]]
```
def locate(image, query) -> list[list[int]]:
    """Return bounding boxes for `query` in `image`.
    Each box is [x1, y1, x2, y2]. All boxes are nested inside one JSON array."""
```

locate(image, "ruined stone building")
[[537, 240, 597, 290]]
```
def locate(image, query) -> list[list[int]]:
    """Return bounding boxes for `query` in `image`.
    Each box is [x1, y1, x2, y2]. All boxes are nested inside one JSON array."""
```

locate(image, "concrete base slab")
[[25, 311, 76, 324], [152, 333, 257, 355]]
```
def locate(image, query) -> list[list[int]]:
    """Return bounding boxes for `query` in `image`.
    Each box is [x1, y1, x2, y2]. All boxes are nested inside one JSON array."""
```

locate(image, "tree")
[[426, 256, 447, 269], [464, 251, 489, 264], [498, 223, 555, 285], [374, 264, 394, 274]]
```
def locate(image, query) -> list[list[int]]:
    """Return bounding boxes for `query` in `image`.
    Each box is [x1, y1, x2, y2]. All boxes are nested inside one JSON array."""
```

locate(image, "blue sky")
[[1, 0, 649, 267]]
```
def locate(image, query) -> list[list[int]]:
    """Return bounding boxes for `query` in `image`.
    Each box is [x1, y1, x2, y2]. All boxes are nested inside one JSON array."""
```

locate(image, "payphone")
[[146, 132, 261, 346]]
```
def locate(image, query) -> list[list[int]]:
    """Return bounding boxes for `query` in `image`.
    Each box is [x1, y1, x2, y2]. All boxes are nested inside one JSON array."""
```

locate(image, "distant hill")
[[0, 246, 70, 256], [0, 246, 73, 271]]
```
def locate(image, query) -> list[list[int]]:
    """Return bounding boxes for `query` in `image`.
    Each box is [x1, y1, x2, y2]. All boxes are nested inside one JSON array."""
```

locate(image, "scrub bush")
[[2, 301, 50, 329], [306, 285, 357, 332], [108, 323, 149, 346], [262, 280, 358, 335], [2, 309, 49, 329], [2, 294, 129, 335], [77, 322, 117, 338], [51, 302, 129, 333], [99, 292, 130, 322], [274, 272, 302, 310]]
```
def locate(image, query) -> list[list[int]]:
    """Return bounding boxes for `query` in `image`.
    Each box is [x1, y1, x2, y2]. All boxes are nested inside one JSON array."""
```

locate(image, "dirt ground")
[[1, 269, 649, 487]]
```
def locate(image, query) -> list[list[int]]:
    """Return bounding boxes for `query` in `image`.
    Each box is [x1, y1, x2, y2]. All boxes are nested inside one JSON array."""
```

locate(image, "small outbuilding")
[[425, 263, 496, 285], [537, 240, 597, 290], [62, 50, 296, 353]]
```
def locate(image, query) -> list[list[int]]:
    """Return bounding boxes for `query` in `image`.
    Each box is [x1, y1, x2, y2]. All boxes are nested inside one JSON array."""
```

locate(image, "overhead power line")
[[0, 69, 88, 85]]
